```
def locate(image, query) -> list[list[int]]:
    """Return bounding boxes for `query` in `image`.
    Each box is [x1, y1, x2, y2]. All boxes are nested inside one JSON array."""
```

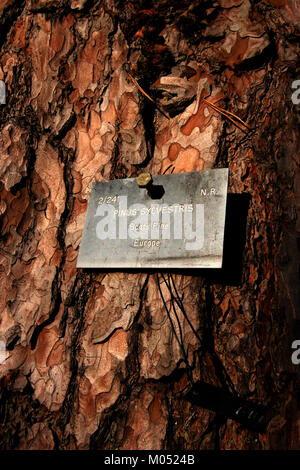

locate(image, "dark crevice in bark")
[[9, 107, 42, 196], [30, 267, 62, 349], [57, 151, 76, 246], [0, 373, 52, 450], [109, 121, 125, 179], [56, 274, 93, 440], [6, 333, 21, 351], [173, 1, 221, 45], [58, 273, 86, 339], [118, 3, 176, 83], [144, 365, 188, 388], [10, 146, 36, 196], [235, 34, 278, 73], [134, 90, 156, 169], [49, 424, 60, 451], [53, 112, 77, 142], [163, 391, 176, 449], [0, 1, 26, 51], [214, 121, 228, 169]]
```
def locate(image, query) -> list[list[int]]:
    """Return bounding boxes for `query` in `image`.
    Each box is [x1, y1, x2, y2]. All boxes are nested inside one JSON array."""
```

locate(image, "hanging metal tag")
[[77, 168, 229, 269]]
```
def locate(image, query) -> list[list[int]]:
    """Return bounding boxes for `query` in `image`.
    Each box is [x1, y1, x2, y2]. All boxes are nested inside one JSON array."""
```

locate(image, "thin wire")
[[168, 273, 203, 346], [168, 273, 237, 394], [156, 273, 186, 360], [156, 273, 194, 384], [163, 273, 187, 359], [165, 273, 203, 380]]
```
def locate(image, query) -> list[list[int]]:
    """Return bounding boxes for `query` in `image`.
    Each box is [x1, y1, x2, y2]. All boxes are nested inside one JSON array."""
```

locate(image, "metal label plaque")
[[77, 169, 228, 269]]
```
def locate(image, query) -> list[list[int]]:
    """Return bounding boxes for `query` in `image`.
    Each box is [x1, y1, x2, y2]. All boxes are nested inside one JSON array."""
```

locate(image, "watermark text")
[[0, 80, 6, 105], [291, 80, 300, 104], [291, 340, 300, 365]]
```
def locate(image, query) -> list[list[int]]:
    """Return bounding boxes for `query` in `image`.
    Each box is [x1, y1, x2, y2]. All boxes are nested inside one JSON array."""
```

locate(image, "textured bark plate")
[[77, 169, 228, 269]]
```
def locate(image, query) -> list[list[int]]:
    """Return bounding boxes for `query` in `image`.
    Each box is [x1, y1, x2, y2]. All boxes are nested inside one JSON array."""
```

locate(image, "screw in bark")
[[136, 172, 153, 188], [136, 172, 165, 199]]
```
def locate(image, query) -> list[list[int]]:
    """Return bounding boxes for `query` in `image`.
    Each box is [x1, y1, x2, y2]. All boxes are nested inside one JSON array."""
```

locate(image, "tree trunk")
[[0, 0, 299, 450]]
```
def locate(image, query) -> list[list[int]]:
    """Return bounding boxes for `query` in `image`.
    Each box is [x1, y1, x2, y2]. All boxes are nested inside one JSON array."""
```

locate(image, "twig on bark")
[[202, 98, 251, 132], [128, 72, 170, 120]]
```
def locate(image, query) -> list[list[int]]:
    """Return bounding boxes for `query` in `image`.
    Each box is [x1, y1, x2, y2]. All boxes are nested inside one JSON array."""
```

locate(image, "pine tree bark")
[[0, 0, 299, 450]]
